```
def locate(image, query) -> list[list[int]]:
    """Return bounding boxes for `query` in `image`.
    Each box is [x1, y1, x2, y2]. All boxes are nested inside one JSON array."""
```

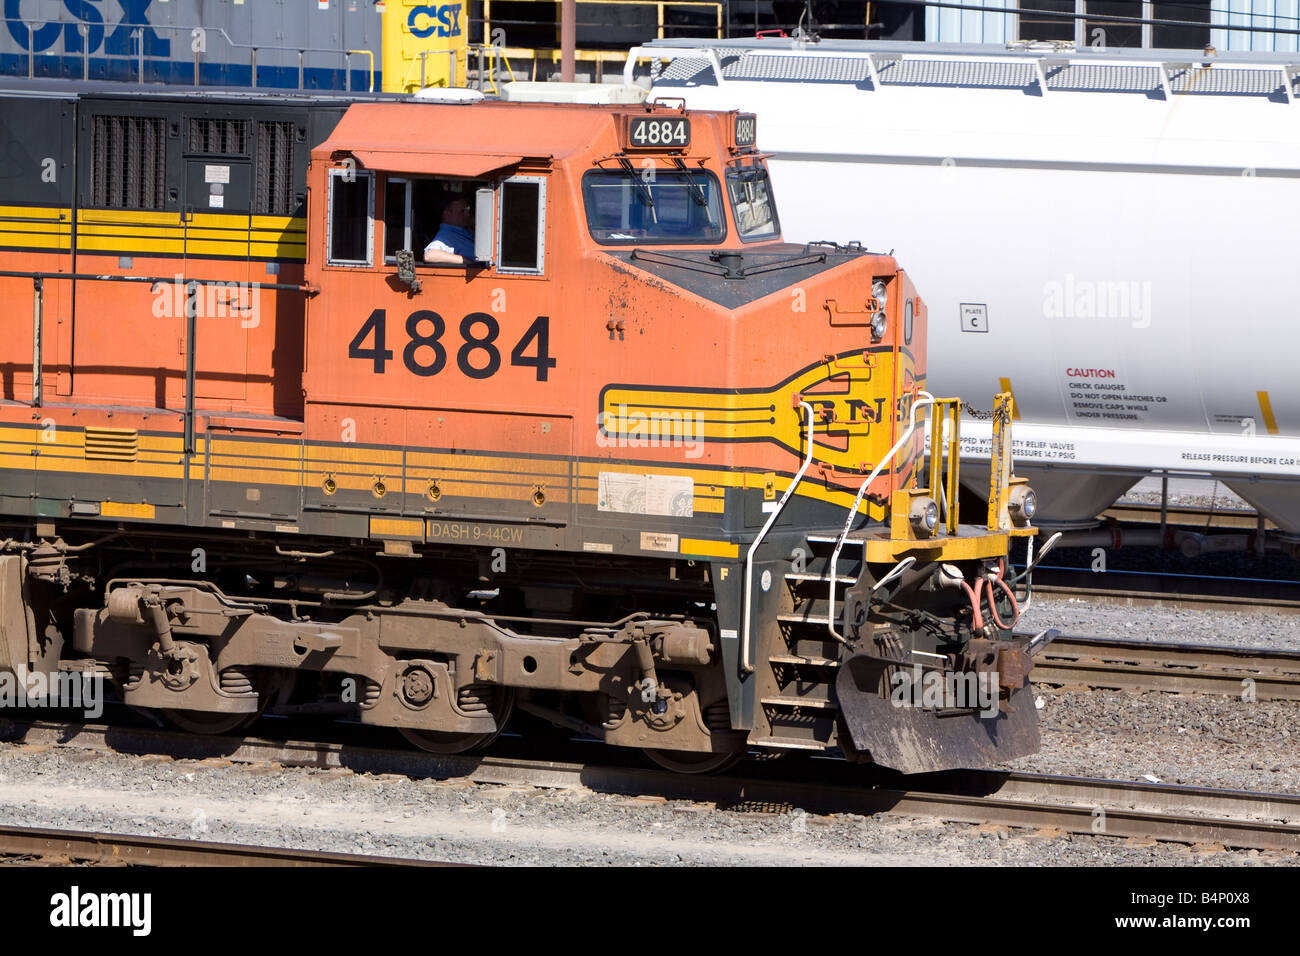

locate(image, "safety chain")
[[961, 401, 1011, 424]]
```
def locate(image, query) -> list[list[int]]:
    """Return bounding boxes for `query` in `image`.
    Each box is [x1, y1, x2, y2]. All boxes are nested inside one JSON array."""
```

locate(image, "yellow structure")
[[382, 0, 468, 92]]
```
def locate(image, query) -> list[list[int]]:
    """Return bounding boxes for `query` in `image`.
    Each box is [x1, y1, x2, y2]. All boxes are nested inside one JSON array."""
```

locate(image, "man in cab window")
[[423, 195, 476, 264]]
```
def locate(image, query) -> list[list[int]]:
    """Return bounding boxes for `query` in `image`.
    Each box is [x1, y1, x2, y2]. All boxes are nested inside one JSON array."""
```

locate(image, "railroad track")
[[0, 824, 450, 867], [1, 719, 1295, 854], [1032, 634, 1300, 700], [1029, 578, 1300, 614]]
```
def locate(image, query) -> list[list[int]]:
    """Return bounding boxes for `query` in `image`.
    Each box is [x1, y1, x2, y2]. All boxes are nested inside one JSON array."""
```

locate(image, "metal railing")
[[11, 17, 380, 90], [346, 49, 375, 92], [927, 397, 962, 535], [466, 43, 516, 93], [0, 269, 309, 453], [412, 48, 460, 89], [478, 0, 722, 81]]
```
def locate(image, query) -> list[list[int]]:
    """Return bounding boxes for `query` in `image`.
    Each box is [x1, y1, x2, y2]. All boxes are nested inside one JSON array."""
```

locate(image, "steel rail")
[[1029, 580, 1300, 615], [1, 720, 1296, 853], [0, 823, 451, 867], [1032, 634, 1300, 699]]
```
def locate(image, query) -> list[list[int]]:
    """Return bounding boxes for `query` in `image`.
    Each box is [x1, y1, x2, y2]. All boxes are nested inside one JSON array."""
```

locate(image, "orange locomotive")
[[0, 90, 1044, 774]]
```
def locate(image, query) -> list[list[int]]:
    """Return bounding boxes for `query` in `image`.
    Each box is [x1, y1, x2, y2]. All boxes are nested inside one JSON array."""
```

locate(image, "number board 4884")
[[348, 309, 557, 381], [626, 116, 690, 150]]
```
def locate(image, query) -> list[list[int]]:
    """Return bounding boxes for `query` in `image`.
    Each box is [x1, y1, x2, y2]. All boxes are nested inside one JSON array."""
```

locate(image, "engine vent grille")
[[84, 427, 139, 462], [90, 115, 166, 210], [255, 121, 297, 216], [188, 117, 249, 156]]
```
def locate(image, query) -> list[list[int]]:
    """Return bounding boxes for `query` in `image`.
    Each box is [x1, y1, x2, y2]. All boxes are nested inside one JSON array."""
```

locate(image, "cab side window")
[[327, 169, 373, 266], [497, 176, 545, 274], [383, 176, 483, 266], [384, 177, 411, 260]]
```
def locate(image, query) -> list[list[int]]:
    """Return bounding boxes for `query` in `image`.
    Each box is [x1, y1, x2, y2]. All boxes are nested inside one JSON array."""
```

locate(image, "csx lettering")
[[407, 3, 462, 38], [5, 0, 170, 56], [348, 309, 555, 381]]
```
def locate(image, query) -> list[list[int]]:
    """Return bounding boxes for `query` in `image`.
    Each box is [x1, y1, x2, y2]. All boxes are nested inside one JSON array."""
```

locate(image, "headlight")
[[909, 496, 939, 537], [872, 279, 888, 308], [1008, 485, 1037, 525], [871, 310, 887, 341]]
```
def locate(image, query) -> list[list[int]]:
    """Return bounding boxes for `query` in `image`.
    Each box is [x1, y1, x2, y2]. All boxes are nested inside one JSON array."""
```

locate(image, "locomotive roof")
[[641, 35, 1300, 66], [316, 100, 719, 167], [0, 73, 395, 105]]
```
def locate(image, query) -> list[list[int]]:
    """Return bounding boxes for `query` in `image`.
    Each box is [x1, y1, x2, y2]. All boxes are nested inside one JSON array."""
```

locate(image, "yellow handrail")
[[927, 398, 961, 534], [987, 392, 1015, 531], [346, 49, 375, 92], [467, 43, 515, 94]]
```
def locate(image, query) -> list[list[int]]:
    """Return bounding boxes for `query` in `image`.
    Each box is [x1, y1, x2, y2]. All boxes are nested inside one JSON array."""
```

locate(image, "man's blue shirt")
[[429, 224, 474, 258]]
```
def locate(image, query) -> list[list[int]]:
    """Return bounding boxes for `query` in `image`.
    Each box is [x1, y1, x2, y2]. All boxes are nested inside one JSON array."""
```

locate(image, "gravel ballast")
[[1018, 597, 1300, 651], [0, 590, 1294, 867], [0, 742, 1291, 866]]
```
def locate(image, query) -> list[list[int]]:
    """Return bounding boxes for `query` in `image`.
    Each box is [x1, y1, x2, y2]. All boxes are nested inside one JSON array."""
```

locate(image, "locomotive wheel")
[[160, 708, 263, 735], [643, 748, 745, 774], [399, 687, 515, 755], [158, 669, 280, 735]]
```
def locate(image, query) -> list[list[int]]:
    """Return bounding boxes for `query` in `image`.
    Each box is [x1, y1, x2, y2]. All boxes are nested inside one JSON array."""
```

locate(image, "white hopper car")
[[630, 38, 1300, 534]]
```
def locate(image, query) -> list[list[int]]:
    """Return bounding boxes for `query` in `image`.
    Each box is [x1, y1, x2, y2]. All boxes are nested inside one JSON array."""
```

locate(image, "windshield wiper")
[[671, 158, 708, 207], [618, 156, 657, 224]]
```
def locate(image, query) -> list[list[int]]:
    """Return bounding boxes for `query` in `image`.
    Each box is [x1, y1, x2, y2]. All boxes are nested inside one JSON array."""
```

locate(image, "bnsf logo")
[[4, 0, 170, 55], [407, 3, 462, 39]]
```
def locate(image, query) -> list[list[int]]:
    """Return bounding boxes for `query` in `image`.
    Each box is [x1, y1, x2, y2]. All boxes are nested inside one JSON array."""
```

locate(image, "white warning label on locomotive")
[[204, 164, 231, 184], [640, 531, 680, 552], [598, 472, 693, 517]]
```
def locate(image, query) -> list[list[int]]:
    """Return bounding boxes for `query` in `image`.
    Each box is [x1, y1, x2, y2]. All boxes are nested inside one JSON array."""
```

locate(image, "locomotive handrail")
[[486, 0, 722, 84], [826, 390, 935, 646], [0, 270, 311, 293], [346, 49, 375, 92], [465, 43, 516, 94], [12, 16, 376, 88], [415, 49, 459, 89], [7, 270, 313, 451], [740, 400, 814, 675]]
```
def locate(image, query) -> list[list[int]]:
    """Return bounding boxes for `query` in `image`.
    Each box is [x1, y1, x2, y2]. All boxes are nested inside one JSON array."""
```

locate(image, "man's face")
[[444, 198, 472, 228]]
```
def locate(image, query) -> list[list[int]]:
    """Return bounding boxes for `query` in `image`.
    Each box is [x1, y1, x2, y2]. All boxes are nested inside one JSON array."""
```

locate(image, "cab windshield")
[[726, 163, 779, 241], [582, 169, 725, 244]]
